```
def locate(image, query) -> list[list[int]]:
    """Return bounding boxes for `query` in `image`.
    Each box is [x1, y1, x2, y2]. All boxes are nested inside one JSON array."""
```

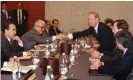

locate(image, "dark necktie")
[[18, 10, 22, 24]]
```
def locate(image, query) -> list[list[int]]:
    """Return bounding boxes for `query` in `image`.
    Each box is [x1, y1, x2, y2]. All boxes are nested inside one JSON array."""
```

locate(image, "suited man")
[[91, 31, 133, 80], [12, 2, 28, 37], [49, 19, 62, 36], [21, 19, 66, 51], [44, 20, 51, 36], [1, 1, 13, 32], [1, 22, 32, 67], [67, 12, 115, 53], [91, 19, 131, 64]]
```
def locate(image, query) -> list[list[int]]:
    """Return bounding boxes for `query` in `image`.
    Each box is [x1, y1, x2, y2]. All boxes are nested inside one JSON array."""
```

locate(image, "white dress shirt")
[[94, 23, 99, 34], [17, 9, 22, 24], [2, 10, 8, 19]]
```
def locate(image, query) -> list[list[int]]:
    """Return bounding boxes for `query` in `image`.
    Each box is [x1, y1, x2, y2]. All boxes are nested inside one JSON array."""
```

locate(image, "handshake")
[[55, 33, 70, 40]]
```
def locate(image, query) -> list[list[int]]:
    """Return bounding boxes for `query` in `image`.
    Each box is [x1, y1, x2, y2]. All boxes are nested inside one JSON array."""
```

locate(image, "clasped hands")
[[55, 33, 69, 40], [89, 48, 104, 69]]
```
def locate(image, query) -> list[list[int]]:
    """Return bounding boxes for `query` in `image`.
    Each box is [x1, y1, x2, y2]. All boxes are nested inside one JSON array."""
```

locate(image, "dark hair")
[[1, 1, 7, 5], [52, 19, 58, 24], [104, 18, 114, 26], [115, 31, 133, 48], [114, 19, 129, 32], [4, 21, 15, 32], [44, 20, 48, 24]]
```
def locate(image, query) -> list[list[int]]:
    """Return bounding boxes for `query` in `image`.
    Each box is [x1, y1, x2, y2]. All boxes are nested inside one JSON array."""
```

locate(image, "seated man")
[[44, 20, 51, 36], [91, 31, 133, 80], [49, 19, 62, 36], [1, 22, 32, 67], [90, 19, 130, 64], [21, 19, 65, 51]]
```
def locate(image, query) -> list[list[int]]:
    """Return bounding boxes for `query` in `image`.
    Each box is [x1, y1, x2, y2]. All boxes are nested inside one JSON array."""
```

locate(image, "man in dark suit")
[[1, 22, 32, 67], [66, 12, 115, 53], [91, 31, 133, 80], [12, 2, 28, 37], [21, 19, 66, 51], [1, 1, 13, 32], [44, 20, 51, 36], [90, 19, 131, 64], [49, 19, 62, 36]]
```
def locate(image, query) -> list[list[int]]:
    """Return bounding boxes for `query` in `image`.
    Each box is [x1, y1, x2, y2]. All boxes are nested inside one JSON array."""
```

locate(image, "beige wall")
[[45, 1, 133, 33]]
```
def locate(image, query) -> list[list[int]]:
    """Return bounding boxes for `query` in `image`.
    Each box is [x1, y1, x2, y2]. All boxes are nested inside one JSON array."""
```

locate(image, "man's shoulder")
[[98, 22, 112, 31]]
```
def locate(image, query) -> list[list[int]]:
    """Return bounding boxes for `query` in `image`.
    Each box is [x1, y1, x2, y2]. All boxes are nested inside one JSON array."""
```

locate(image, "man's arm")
[[68, 27, 94, 40]]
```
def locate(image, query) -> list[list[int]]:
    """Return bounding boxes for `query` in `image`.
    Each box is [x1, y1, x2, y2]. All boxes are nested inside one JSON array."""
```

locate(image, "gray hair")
[[34, 19, 45, 27]]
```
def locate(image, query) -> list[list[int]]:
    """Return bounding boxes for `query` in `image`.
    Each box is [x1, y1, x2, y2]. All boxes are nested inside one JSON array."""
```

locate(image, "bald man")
[[21, 19, 65, 50]]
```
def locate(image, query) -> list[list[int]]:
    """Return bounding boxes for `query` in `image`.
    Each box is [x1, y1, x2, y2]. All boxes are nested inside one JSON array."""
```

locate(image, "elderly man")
[[21, 19, 65, 51]]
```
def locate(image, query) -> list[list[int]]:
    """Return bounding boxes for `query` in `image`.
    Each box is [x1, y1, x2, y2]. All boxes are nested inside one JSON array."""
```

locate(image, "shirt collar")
[[5, 35, 11, 42], [123, 48, 128, 55], [2, 10, 6, 12], [46, 29, 49, 31], [94, 23, 99, 33], [17, 9, 22, 11]]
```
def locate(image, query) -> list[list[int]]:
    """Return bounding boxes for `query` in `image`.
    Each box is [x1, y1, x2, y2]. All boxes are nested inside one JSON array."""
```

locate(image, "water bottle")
[[60, 53, 68, 79], [70, 47, 76, 65], [32, 47, 39, 69], [44, 65, 54, 80]]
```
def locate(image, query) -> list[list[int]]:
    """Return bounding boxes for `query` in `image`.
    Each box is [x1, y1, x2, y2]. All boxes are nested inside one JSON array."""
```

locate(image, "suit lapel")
[[3, 35, 13, 50]]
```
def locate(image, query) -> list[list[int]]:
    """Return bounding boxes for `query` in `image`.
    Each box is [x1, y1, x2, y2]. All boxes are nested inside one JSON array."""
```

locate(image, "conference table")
[[1, 48, 113, 80]]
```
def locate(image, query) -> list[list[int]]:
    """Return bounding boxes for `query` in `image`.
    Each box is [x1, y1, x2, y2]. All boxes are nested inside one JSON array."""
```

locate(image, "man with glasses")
[[21, 19, 65, 51]]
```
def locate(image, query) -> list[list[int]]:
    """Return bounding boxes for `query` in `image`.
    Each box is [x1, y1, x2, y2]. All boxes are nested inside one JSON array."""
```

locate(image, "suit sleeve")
[[32, 33, 52, 44], [100, 52, 122, 64], [1, 43, 23, 58], [72, 27, 94, 39]]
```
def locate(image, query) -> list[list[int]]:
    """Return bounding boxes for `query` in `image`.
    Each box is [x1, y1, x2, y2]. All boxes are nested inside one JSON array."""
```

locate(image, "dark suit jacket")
[[1, 35, 24, 67], [49, 26, 62, 36], [72, 22, 115, 53], [100, 47, 123, 65], [1, 10, 13, 31], [12, 9, 28, 36], [21, 28, 52, 51], [98, 48, 133, 80], [12, 9, 28, 26]]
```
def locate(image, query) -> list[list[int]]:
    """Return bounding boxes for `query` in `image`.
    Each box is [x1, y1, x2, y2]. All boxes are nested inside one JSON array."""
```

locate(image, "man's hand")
[[56, 34, 68, 40], [26, 51, 33, 56], [89, 48, 95, 54], [90, 59, 103, 69], [91, 50, 101, 59], [13, 36, 22, 43]]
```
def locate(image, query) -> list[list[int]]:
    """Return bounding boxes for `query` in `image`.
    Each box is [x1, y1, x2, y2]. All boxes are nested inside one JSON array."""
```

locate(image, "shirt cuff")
[[18, 41, 23, 47], [68, 34, 73, 40], [99, 53, 104, 59], [3, 61, 8, 67], [23, 52, 27, 56], [52, 36, 56, 41]]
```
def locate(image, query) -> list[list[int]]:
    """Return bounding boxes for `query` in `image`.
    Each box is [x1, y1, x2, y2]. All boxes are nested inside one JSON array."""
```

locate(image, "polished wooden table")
[[1, 50, 113, 80]]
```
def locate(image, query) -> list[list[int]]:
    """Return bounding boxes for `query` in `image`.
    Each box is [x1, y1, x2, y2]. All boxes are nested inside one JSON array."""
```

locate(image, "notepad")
[[1, 62, 32, 74]]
